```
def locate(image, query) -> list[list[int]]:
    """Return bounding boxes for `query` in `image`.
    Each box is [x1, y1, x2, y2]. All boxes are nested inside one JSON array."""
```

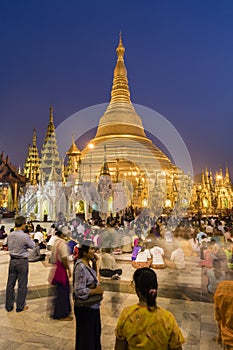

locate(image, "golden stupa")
[[80, 34, 179, 206]]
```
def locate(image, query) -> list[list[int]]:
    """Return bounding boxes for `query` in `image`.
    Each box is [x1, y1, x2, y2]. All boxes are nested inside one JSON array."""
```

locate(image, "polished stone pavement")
[[0, 251, 222, 350], [0, 220, 222, 349]]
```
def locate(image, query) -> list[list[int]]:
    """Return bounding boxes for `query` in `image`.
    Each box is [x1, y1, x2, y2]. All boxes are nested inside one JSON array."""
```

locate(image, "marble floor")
[[0, 220, 222, 349], [0, 251, 222, 350]]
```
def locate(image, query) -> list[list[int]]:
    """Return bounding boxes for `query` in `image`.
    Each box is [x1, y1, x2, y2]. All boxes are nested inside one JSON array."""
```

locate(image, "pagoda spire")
[[45, 106, 55, 140], [94, 34, 147, 139], [205, 167, 210, 187], [225, 164, 230, 185], [110, 33, 131, 104], [220, 168, 223, 184], [201, 170, 206, 187], [23, 128, 40, 185], [209, 169, 213, 186], [40, 107, 62, 183], [65, 135, 81, 182]]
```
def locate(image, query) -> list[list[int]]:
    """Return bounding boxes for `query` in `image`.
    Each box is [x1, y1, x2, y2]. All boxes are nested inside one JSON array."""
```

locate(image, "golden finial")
[[201, 170, 205, 184], [116, 31, 125, 60], [119, 31, 122, 43], [110, 33, 131, 103], [32, 128, 36, 146], [50, 106, 54, 123]]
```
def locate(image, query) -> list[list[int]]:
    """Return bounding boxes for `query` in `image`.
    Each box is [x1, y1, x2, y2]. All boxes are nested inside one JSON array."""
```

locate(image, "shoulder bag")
[[73, 261, 103, 307]]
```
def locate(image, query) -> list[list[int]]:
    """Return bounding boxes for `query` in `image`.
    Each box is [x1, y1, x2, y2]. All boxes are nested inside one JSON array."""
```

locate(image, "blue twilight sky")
[[0, 0, 233, 178]]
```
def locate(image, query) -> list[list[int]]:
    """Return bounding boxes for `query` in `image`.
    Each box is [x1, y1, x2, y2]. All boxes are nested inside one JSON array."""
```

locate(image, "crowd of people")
[[1, 209, 233, 349]]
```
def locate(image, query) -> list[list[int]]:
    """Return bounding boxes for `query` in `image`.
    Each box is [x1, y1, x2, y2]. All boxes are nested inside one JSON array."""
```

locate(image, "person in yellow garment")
[[115, 267, 184, 350], [214, 280, 233, 350]]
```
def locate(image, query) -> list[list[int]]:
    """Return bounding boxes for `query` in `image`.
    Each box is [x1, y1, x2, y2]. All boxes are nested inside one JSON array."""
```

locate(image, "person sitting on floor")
[[199, 240, 215, 268], [0, 226, 9, 250], [28, 239, 46, 262], [211, 240, 228, 272], [206, 259, 225, 295], [164, 247, 185, 270], [120, 231, 133, 253], [131, 238, 143, 262], [0, 225, 7, 239], [150, 245, 165, 269], [132, 241, 152, 269], [99, 247, 122, 279], [189, 232, 200, 256], [180, 232, 194, 257], [46, 223, 56, 242], [34, 225, 47, 249]]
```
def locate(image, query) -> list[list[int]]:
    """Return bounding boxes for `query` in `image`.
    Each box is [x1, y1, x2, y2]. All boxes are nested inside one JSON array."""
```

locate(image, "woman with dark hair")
[[115, 268, 184, 350], [73, 240, 104, 350], [50, 229, 72, 320]]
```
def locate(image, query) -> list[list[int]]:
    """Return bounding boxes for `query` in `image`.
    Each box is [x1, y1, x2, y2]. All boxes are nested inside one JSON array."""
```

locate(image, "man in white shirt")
[[33, 225, 46, 249], [34, 230, 44, 244]]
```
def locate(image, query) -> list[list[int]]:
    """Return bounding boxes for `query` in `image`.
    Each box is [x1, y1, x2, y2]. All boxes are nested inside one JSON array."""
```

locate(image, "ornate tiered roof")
[[0, 153, 26, 184], [40, 106, 62, 183], [24, 129, 40, 185]]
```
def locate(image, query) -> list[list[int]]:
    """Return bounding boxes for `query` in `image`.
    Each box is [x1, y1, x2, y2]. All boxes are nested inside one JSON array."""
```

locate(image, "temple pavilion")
[[0, 153, 26, 213]]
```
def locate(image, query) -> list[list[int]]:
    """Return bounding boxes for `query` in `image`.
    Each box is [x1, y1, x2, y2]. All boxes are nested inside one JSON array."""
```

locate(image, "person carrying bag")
[[48, 241, 67, 285], [73, 260, 103, 307], [49, 230, 72, 321], [73, 240, 104, 350]]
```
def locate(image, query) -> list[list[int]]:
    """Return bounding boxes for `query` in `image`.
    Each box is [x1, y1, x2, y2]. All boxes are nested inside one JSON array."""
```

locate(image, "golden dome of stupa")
[[80, 34, 178, 206]]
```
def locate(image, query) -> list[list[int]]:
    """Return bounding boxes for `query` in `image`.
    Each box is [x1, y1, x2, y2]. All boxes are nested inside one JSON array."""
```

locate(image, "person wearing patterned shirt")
[[115, 268, 184, 350], [214, 280, 233, 349]]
